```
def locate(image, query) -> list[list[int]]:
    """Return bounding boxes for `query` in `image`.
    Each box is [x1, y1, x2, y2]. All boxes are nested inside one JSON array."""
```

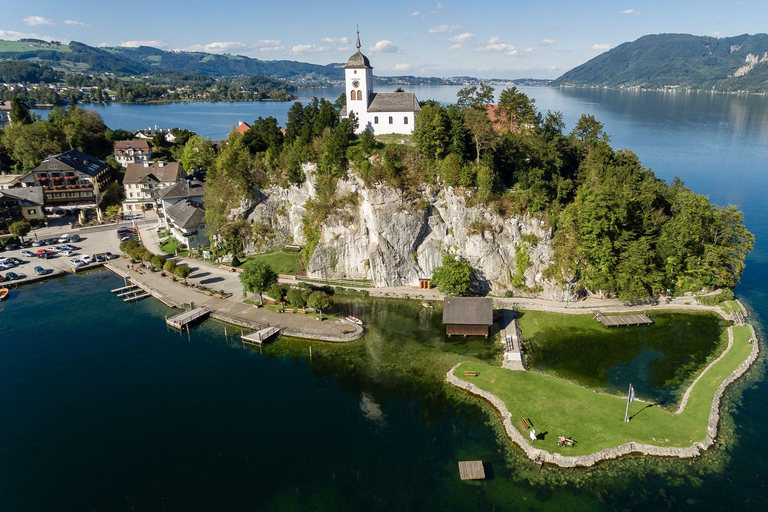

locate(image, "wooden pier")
[[594, 311, 653, 327], [111, 283, 151, 303], [241, 326, 281, 346], [166, 307, 211, 330], [458, 460, 486, 480]]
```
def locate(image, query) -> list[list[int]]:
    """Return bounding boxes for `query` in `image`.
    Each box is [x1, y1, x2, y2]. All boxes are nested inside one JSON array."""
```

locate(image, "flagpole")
[[624, 383, 631, 423]]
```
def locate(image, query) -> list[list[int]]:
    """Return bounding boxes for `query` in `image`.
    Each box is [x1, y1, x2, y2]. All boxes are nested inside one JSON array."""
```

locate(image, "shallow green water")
[[520, 311, 729, 405]]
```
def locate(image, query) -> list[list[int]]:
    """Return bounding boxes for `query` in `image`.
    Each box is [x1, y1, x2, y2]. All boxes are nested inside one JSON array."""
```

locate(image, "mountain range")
[[552, 33, 768, 92]]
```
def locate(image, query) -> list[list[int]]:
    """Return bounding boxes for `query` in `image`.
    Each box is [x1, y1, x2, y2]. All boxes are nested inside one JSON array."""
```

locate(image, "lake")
[[15, 85, 768, 510]]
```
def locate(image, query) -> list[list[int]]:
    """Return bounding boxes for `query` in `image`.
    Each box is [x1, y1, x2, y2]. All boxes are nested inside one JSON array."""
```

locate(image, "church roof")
[[367, 92, 421, 113], [346, 51, 371, 69]]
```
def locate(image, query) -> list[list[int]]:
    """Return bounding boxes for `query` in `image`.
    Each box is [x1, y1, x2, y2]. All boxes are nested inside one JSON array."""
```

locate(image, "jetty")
[[458, 460, 486, 480], [111, 283, 151, 302], [166, 306, 210, 330], [500, 309, 525, 371], [241, 326, 281, 346], [594, 311, 653, 327]]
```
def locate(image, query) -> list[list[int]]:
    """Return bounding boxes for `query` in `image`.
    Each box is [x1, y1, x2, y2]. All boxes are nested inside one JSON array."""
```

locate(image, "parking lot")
[[1, 213, 162, 287]]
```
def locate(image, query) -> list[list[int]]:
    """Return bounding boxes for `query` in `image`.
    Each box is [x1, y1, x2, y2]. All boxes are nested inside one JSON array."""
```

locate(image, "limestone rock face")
[[244, 166, 573, 300]]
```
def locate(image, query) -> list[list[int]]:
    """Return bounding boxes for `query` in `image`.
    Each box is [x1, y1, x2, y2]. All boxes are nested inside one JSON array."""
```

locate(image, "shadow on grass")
[[629, 403, 656, 421]]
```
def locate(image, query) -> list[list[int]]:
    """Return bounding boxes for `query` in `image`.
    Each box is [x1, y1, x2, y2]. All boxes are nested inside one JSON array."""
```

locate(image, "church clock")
[[352, 80, 360, 88]]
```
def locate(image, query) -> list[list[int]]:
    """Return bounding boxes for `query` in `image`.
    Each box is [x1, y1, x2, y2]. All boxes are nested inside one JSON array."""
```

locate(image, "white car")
[[20, 250, 36, 258], [70, 258, 86, 267], [57, 235, 71, 243], [80, 255, 93, 264], [59, 250, 75, 257]]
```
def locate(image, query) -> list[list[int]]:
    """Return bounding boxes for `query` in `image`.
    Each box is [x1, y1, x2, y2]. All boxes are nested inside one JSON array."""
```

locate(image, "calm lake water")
[[14, 86, 768, 510]]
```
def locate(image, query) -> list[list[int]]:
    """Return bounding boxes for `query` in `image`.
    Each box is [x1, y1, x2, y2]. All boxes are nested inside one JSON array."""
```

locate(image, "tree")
[[413, 103, 450, 160], [8, 220, 31, 241], [359, 126, 377, 154], [150, 254, 167, 271], [286, 288, 308, 308], [106, 205, 122, 218], [431, 254, 474, 296], [174, 264, 193, 284], [456, 84, 497, 164], [572, 114, 610, 143], [268, 284, 286, 302], [497, 87, 538, 134], [120, 239, 140, 254], [239, 260, 277, 304], [180, 135, 216, 173], [306, 290, 332, 319], [163, 259, 177, 274], [242, 116, 284, 154], [9, 97, 32, 125]]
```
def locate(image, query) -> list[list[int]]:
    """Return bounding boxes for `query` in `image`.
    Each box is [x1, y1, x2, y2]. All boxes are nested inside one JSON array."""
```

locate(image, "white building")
[[114, 140, 153, 168], [122, 161, 185, 213], [339, 32, 420, 135], [165, 199, 208, 250]]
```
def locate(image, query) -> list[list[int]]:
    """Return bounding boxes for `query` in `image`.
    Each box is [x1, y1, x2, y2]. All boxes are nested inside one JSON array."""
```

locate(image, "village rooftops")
[[124, 161, 184, 184], [160, 179, 204, 201], [367, 92, 422, 113], [0, 186, 44, 205], [34, 149, 109, 177], [0, 173, 25, 188], [165, 199, 206, 230], [442, 297, 494, 326], [114, 140, 151, 152]]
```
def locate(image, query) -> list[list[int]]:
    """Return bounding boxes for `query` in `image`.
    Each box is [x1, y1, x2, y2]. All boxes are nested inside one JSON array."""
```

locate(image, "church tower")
[[344, 30, 373, 126]]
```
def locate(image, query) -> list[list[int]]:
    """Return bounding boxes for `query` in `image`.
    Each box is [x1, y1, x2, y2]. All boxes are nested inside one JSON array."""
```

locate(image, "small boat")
[[345, 315, 363, 325], [0, 288, 9, 301]]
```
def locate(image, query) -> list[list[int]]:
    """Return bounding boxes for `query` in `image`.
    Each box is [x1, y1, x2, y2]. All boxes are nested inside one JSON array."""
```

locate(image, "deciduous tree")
[[239, 260, 277, 304]]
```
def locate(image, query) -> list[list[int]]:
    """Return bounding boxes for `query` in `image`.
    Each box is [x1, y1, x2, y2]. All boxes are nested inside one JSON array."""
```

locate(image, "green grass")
[[160, 238, 189, 257], [455, 325, 754, 456], [240, 247, 301, 275], [719, 300, 744, 316]]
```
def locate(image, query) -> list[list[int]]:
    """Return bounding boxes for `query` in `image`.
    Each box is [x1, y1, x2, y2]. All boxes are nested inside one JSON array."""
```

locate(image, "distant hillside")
[[552, 33, 768, 92], [0, 39, 344, 80]]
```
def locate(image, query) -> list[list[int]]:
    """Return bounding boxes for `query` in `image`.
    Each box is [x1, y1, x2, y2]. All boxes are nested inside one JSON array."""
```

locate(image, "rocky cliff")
[[239, 166, 572, 300]]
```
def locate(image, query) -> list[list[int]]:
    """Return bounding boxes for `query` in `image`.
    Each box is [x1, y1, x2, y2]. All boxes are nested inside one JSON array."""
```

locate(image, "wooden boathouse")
[[443, 297, 494, 337]]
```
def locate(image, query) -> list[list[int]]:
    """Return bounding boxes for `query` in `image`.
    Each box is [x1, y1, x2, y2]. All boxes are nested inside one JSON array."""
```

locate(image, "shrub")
[[286, 288, 308, 308], [174, 265, 192, 281], [268, 283, 286, 302], [150, 254, 166, 270]]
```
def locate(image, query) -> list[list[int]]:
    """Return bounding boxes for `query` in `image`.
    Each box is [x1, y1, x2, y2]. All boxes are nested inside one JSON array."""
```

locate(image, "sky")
[[1, 0, 767, 79]]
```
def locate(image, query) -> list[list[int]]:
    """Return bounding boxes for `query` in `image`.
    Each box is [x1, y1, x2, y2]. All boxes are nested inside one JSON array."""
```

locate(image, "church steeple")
[[356, 28, 361, 50]]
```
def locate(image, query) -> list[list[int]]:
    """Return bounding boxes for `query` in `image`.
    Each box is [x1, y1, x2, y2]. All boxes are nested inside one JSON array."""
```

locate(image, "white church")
[[339, 32, 421, 135]]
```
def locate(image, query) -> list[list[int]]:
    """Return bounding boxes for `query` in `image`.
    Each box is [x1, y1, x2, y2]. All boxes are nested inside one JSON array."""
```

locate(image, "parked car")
[[59, 250, 74, 257], [0, 274, 6, 282], [31, 240, 44, 247], [69, 234, 81, 242], [34, 266, 47, 276], [20, 250, 35, 258], [70, 258, 85, 267], [60, 244, 77, 251], [5, 272, 20, 280], [80, 255, 93, 264], [20, 241, 33, 248], [104, 252, 117, 260], [7, 258, 22, 265], [36, 249, 54, 259], [0, 262, 13, 270], [57, 235, 71, 243], [5, 244, 19, 250]]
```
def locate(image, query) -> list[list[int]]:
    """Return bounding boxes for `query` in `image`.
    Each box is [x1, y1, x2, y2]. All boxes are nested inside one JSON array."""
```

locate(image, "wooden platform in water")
[[458, 460, 486, 480], [166, 307, 210, 330], [594, 311, 653, 327], [241, 326, 281, 346]]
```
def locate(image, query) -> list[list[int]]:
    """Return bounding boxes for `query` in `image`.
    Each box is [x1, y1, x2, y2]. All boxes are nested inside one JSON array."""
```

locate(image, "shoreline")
[[446, 324, 760, 468], [103, 262, 365, 343]]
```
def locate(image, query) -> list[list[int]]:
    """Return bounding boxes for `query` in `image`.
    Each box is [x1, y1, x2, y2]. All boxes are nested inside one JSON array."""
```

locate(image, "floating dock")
[[241, 326, 281, 346], [594, 311, 653, 327], [458, 460, 486, 480], [166, 307, 210, 330], [111, 283, 151, 303]]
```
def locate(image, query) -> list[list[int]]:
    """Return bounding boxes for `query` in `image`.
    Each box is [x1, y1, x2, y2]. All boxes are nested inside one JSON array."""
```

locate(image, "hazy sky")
[[1, 0, 766, 78]]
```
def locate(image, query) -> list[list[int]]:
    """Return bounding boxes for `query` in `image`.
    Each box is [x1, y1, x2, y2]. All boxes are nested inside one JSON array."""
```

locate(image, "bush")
[[174, 265, 192, 281], [697, 289, 735, 306]]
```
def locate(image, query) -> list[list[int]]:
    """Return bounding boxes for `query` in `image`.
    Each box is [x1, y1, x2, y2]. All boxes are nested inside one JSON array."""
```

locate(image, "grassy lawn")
[[240, 246, 301, 275], [455, 325, 753, 456], [160, 238, 189, 257], [720, 300, 745, 316]]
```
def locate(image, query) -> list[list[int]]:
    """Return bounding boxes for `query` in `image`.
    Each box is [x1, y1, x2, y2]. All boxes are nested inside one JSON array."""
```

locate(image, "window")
[[404, 117, 408, 124], [374, 116, 378, 124], [389, 116, 393, 124], [356, 90, 362, 101], [28, 209, 36, 215]]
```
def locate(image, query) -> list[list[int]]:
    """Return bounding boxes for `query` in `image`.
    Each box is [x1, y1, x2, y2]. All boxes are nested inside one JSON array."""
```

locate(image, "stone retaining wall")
[[446, 324, 760, 468]]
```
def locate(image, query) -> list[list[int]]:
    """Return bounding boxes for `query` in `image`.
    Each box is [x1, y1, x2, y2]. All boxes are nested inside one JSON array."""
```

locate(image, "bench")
[[463, 371, 478, 377], [520, 418, 532, 430]]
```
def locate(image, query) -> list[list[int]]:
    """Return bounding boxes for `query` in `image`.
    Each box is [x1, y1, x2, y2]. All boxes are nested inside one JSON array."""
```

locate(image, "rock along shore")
[[446, 324, 760, 468]]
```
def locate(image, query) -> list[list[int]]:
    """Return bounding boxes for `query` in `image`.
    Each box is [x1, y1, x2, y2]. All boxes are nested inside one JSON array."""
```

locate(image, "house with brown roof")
[[230, 121, 251, 137], [0, 187, 45, 222], [122, 161, 185, 213], [29, 149, 113, 212], [165, 199, 208, 250], [114, 140, 153, 167], [442, 297, 494, 337]]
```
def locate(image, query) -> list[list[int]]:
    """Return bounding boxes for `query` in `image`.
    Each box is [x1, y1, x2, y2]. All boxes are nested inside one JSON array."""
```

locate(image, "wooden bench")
[[520, 418, 532, 430], [463, 371, 478, 377]]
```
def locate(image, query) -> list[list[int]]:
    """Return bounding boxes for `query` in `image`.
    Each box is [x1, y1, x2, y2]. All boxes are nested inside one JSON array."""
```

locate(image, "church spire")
[[356, 27, 361, 50]]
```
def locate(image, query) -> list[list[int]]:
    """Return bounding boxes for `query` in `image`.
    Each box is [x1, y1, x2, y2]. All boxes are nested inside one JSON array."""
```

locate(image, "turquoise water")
[[14, 86, 768, 510]]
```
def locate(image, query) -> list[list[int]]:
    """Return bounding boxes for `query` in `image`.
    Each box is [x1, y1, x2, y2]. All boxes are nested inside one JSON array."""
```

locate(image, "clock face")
[[352, 80, 360, 88]]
